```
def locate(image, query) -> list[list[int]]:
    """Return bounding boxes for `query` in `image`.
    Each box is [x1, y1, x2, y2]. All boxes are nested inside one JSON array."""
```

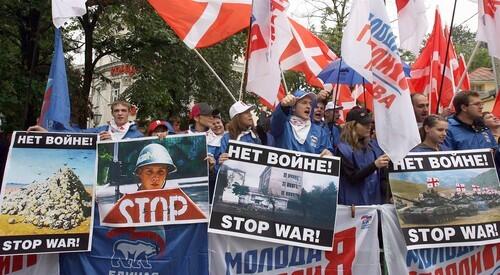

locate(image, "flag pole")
[[239, 13, 254, 101], [332, 58, 343, 109], [436, 0, 458, 113], [456, 41, 480, 91], [280, 67, 289, 95], [193, 49, 237, 102]]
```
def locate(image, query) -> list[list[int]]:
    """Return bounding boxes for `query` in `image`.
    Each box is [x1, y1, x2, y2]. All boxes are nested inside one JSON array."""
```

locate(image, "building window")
[[111, 82, 120, 102], [282, 182, 286, 187], [281, 191, 284, 195], [283, 173, 287, 177]]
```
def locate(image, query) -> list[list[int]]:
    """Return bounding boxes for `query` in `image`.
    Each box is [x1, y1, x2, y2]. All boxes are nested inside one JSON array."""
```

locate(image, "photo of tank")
[[390, 167, 500, 227]]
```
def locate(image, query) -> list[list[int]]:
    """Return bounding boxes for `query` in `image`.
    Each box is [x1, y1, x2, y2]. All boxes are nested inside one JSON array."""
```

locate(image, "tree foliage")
[[451, 25, 491, 72], [0, 0, 54, 131]]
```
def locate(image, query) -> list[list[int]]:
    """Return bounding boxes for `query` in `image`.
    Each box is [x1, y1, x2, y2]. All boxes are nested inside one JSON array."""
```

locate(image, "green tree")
[[82, 0, 246, 123], [451, 25, 491, 72], [0, 0, 54, 131], [232, 183, 249, 197]]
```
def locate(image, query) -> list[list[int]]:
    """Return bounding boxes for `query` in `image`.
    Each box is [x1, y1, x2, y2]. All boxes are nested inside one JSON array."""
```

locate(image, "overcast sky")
[[289, 0, 480, 40]]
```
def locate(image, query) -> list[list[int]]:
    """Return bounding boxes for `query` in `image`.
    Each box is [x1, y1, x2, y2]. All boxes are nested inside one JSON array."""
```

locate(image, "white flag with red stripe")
[[478, 0, 500, 59], [246, 0, 293, 106], [396, 0, 428, 55], [280, 19, 338, 90], [341, 0, 420, 163], [148, 0, 252, 48]]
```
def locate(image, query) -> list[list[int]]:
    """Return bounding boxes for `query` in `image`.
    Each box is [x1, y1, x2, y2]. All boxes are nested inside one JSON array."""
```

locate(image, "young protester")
[[482, 112, 500, 143], [168, 115, 182, 133], [28, 100, 143, 141], [444, 91, 497, 150], [218, 101, 261, 163], [188, 102, 215, 134], [270, 89, 333, 155], [207, 115, 225, 159], [147, 120, 176, 138], [411, 115, 449, 152], [323, 101, 342, 147], [336, 108, 390, 205], [312, 100, 326, 125]]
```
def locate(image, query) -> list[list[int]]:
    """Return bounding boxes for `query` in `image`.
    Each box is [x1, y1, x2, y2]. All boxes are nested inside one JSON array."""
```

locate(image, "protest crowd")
[[1, 0, 500, 274]]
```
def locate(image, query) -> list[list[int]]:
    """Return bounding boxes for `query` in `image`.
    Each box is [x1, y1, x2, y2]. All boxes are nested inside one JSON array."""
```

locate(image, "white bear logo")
[[111, 240, 158, 269]]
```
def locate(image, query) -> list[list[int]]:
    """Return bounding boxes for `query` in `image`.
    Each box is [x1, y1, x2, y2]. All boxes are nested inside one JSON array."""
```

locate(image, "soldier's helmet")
[[135, 143, 177, 174]]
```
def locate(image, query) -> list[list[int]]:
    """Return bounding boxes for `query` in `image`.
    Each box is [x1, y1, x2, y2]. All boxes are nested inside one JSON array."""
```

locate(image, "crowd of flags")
[[423, 180, 498, 195], [43, 0, 500, 161]]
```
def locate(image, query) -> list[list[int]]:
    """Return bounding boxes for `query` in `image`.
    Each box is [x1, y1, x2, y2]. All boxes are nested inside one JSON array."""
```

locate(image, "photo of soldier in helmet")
[[134, 143, 177, 191]]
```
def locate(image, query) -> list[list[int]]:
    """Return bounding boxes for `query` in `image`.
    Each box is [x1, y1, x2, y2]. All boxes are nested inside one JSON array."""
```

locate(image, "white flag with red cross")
[[426, 177, 439, 188], [455, 183, 465, 193]]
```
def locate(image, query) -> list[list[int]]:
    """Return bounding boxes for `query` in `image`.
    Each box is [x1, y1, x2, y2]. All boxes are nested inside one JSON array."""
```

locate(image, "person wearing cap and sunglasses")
[[270, 89, 333, 155], [336, 107, 390, 205]]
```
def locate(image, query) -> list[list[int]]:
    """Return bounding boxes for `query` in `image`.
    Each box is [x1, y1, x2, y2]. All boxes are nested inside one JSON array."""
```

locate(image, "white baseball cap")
[[325, 102, 343, 111], [229, 101, 256, 119]]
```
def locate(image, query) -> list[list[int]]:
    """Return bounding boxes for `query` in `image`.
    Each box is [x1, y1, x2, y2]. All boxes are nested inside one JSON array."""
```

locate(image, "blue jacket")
[[219, 132, 262, 154], [324, 122, 340, 148], [271, 105, 333, 154], [411, 143, 450, 152], [336, 141, 385, 205], [81, 123, 144, 139], [444, 116, 497, 150]]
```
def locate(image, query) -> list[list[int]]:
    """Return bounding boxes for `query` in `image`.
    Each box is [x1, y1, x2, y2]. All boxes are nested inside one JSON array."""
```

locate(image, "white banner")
[[341, 0, 420, 163], [0, 254, 59, 275], [209, 205, 381, 275], [381, 204, 500, 275]]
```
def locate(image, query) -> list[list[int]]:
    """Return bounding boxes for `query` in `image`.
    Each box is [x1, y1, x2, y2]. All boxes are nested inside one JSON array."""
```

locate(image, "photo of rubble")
[[0, 147, 96, 235]]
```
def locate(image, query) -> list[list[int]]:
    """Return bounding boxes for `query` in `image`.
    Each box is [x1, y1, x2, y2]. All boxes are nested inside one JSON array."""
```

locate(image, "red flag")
[[147, 0, 251, 48], [410, 9, 455, 113], [492, 89, 500, 118], [280, 19, 338, 90], [445, 26, 471, 94]]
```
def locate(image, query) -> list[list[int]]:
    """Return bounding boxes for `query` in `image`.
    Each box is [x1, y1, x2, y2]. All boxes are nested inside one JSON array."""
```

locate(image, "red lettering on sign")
[[470, 251, 483, 274], [0, 255, 38, 274], [324, 227, 356, 275]]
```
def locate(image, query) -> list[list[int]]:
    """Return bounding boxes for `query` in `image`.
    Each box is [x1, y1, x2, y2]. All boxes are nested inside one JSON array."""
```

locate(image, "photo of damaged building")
[[222, 166, 304, 210]]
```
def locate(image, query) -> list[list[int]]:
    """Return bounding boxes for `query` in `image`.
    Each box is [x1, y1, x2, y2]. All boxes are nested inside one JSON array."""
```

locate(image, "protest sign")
[[389, 149, 500, 249], [209, 205, 381, 275], [96, 134, 208, 227], [0, 132, 97, 255], [209, 141, 340, 250], [59, 212, 208, 275], [380, 204, 500, 275]]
